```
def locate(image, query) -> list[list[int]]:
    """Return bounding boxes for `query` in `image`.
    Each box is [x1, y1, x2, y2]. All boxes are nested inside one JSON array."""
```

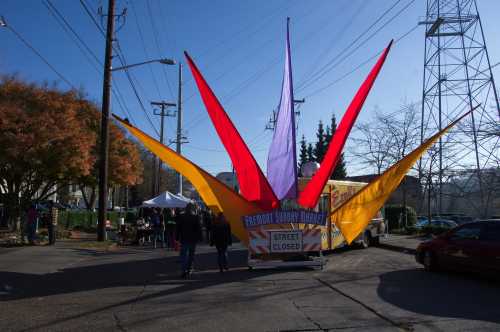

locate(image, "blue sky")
[[2, 0, 500, 176]]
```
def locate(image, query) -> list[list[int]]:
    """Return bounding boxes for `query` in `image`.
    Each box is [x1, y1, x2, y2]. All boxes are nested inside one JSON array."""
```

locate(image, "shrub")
[[58, 210, 131, 231]]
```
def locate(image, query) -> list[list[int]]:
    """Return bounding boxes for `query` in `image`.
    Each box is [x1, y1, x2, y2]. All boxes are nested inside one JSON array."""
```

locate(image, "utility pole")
[[265, 98, 305, 131], [151, 101, 176, 195], [169, 63, 188, 195], [97, 0, 115, 242], [176, 63, 184, 195]]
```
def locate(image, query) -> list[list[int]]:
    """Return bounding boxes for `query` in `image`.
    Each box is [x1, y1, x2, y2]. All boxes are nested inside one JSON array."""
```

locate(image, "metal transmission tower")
[[419, 0, 500, 218]]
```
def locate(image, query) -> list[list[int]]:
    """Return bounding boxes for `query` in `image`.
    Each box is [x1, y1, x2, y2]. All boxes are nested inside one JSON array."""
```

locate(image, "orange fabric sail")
[[113, 115, 263, 245], [298, 40, 393, 209], [331, 108, 476, 244], [185, 51, 279, 211]]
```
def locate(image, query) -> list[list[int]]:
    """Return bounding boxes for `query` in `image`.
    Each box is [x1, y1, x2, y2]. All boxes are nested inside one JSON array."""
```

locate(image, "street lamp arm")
[[111, 58, 175, 71]]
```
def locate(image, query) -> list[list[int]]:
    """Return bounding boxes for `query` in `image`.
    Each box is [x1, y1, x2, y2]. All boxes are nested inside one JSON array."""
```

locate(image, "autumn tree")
[[0, 76, 94, 226], [75, 104, 143, 211]]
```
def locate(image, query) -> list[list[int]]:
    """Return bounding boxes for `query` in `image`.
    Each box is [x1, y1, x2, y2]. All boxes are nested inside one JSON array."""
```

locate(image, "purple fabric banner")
[[266, 18, 298, 200]]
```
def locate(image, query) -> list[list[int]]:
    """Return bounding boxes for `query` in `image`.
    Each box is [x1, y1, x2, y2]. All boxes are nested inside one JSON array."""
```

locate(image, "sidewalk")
[[378, 234, 432, 254]]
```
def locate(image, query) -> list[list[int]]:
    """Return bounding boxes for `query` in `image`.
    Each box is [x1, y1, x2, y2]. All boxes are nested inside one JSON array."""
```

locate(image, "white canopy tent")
[[142, 191, 192, 209]]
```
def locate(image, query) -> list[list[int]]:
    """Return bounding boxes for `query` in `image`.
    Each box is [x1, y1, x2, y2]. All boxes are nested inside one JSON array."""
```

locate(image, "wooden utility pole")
[[176, 63, 184, 195], [151, 101, 176, 195], [97, 0, 115, 241]]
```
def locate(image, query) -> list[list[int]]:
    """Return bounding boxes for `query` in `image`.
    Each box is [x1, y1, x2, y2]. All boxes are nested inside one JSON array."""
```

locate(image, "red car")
[[416, 220, 500, 275]]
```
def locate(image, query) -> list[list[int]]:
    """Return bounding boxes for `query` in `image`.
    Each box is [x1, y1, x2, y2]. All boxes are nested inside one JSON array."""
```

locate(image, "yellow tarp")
[[332, 109, 474, 244], [113, 115, 263, 245]]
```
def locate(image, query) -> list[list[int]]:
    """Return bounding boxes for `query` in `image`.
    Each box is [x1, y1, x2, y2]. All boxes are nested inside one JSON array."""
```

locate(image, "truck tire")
[[371, 235, 380, 246]]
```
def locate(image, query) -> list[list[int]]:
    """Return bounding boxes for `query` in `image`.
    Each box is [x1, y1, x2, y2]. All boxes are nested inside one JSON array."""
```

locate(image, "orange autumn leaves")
[[0, 75, 143, 193]]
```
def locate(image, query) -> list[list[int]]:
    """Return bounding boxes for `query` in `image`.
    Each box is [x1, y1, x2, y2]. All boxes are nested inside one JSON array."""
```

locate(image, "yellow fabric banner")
[[113, 115, 263, 245], [332, 109, 475, 244]]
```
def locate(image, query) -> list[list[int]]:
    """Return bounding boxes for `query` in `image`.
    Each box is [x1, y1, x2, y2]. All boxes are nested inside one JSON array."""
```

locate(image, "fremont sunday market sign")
[[242, 210, 328, 229]]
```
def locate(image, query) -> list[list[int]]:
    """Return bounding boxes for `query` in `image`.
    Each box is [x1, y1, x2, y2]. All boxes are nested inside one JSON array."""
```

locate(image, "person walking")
[[177, 203, 202, 278], [210, 213, 232, 273], [26, 204, 38, 245], [47, 201, 58, 245], [152, 208, 165, 248]]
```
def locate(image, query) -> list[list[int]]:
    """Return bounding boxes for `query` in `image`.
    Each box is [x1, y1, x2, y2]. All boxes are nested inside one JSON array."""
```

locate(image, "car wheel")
[[423, 250, 437, 272], [360, 232, 371, 249], [371, 236, 380, 246]]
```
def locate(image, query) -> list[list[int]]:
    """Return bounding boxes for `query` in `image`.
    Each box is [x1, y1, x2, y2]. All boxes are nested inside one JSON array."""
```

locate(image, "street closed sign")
[[270, 230, 303, 253]]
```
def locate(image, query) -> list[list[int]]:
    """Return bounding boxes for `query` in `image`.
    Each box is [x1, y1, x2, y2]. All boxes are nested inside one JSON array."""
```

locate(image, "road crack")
[[291, 299, 325, 331], [315, 277, 413, 331], [113, 313, 127, 332]]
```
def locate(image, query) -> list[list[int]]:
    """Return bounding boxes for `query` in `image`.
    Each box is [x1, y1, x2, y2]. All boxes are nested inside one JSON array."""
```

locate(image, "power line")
[[130, 0, 162, 100], [79, 0, 160, 135], [2, 20, 76, 90], [145, 0, 175, 99], [297, 0, 416, 93], [303, 24, 420, 99], [296, 0, 405, 90], [182, 3, 326, 131], [44, 0, 135, 123]]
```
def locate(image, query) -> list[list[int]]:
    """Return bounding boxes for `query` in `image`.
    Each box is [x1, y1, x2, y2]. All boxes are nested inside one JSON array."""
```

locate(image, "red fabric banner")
[[185, 52, 279, 210], [297, 40, 393, 209]]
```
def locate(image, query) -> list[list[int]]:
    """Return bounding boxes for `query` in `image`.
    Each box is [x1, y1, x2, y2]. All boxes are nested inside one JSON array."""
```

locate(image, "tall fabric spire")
[[297, 40, 393, 209], [185, 52, 279, 211], [267, 18, 298, 200]]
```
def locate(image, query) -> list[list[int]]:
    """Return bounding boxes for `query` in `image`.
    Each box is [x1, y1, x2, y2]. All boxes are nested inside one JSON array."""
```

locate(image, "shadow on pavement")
[[0, 249, 283, 301], [1, 248, 313, 330], [377, 268, 500, 324]]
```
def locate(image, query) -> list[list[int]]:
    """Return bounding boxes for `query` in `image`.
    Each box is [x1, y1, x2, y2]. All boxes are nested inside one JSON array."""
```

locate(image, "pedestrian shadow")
[[377, 268, 500, 324]]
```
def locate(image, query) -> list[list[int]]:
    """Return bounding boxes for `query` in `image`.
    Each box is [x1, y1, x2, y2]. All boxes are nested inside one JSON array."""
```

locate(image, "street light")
[[96, 1, 175, 242], [111, 58, 175, 72]]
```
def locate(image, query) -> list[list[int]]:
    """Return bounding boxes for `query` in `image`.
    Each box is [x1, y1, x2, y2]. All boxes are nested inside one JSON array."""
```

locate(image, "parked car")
[[415, 219, 457, 230], [415, 220, 500, 276]]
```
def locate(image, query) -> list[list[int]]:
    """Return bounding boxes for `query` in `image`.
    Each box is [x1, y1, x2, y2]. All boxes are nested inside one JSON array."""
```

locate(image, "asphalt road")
[[1, 241, 499, 332]]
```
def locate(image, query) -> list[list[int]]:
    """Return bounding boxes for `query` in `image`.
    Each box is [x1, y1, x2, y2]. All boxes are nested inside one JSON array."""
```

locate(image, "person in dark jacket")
[[210, 213, 232, 273], [177, 203, 202, 278]]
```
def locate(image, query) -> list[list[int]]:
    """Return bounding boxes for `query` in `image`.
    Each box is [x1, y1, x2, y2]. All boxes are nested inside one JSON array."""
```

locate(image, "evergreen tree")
[[325, 125, 332, 143], [299, 135, 308, 169], [306, 143, 314, 162], [328, 114, 347, 179], [313, 120, 327, 162]]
